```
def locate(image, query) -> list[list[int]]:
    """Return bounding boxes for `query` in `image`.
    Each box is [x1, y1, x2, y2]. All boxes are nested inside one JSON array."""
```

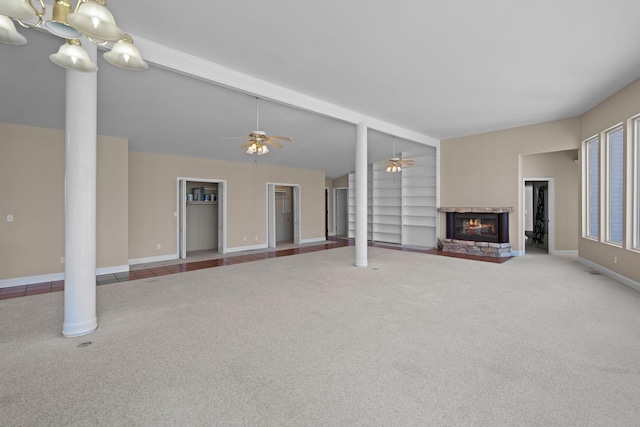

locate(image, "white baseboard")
[[577, 256, 640, 293], [552, 250, 578, 257], [328, 232, 336, 237], [96, 265, 129, 275], [510, 250, 524, 257], [0, 264, 130, 289], [301, 237, 326, 244], [129, 254, 179, 266], [0, 273, 64, 289], [226, 243, 268, 253]]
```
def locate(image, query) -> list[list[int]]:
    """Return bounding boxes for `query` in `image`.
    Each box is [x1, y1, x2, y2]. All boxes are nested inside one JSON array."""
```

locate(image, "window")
[[635, 118, 640, 249], [606, 126, 624, 245], [585, 137, 600, 239]]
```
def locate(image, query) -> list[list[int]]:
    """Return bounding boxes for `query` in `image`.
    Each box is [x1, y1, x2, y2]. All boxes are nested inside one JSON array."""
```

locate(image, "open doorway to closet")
[[523, 179, 554, 255], [177, 178, 227, 259], [267, 184, 301, 248], [333, 187, 348, 237]]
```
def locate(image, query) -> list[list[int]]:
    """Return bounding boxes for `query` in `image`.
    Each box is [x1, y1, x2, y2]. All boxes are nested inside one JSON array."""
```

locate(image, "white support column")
[[355, 122, 368, 267], [62, 42, 98, 337]]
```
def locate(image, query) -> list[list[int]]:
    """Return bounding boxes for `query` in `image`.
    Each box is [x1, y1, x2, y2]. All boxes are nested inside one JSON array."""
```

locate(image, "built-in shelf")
[[348, 147, 437, 247], [187, 201, 217, 205]]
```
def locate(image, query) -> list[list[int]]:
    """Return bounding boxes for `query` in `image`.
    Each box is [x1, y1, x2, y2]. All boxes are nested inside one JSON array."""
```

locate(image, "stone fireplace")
[[438, 207, 513, 258]]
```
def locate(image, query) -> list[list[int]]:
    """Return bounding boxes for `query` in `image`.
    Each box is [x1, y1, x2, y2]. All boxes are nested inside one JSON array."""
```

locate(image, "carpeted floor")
[[1, 247, 639, 426]]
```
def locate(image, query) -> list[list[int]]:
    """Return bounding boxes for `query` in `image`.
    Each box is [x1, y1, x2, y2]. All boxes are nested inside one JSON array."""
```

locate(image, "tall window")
[[606, 126, 624, 245], [635, 118, 640, 249], [585, 137, 600, 239]]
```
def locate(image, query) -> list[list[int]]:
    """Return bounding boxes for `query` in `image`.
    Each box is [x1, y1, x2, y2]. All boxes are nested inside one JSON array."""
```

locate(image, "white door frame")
[[333, 187, 348, 236], [267, 182, 301, 248], [522, 177, 554, 255], [177, 177, 227, 259]]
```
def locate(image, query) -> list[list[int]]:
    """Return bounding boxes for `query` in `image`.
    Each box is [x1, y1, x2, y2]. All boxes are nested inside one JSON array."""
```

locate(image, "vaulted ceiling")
[[2, 1, 640, 178]]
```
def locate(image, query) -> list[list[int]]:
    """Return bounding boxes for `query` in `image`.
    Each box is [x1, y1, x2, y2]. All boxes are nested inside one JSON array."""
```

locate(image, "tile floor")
[[0, 238, 509, 301]]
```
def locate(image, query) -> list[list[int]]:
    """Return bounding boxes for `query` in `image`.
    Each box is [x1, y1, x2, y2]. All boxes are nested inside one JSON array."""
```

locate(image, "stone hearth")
[[442, 239, 512, 258]]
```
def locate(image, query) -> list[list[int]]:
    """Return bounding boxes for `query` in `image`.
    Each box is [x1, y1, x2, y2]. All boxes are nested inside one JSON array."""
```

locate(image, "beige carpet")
[[1, 247, 640, 426]]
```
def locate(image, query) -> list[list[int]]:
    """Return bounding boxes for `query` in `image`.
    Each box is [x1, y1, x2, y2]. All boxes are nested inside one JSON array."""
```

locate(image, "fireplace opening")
[[445, 211, 509, 243], [456, 214, 497, 241]]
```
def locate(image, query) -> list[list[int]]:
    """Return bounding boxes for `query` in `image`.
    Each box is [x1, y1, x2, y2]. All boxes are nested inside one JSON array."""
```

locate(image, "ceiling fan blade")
[[267, 136, 292, 141], [265, 139, 284, 148], [240, 140, 253, 148], [401, 160, 415, 166]]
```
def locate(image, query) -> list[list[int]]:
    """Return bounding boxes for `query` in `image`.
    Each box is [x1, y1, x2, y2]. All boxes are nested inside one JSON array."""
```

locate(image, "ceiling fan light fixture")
[[0, 13, 27, 44], [0, 0, 36, 20], [49, 38, 98, 72], [44, 0, 81, 38], [246, 141, 269, 155], [66, 0, 124, 42], [103, 34, 148, 71]]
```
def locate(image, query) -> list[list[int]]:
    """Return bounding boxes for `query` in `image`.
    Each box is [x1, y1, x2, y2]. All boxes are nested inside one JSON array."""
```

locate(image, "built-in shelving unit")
[[401, 148, 437, 246], [372, 162, 402, 244], [348, 174, 356, 239], [347, 146, 437, 247]]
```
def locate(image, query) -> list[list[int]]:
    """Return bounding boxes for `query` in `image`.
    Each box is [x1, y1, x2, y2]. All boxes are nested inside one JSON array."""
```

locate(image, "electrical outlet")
[[255, 236, 258, 241], [156, 244, 161, 249], [60, 257, 65, 264], [6, 214, 13, 222], [174, 212, 177, 217], [614, 256, 618, 264]]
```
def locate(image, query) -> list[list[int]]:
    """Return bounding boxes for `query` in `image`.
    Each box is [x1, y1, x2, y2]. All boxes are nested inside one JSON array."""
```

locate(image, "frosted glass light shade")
[[0, 13, 26, 45], [103, 38, 148, 71], [0, 0, 36, 20], [44, 0, 81, 39], [49, 40, 98, 72], [66, 1, 124, 42]]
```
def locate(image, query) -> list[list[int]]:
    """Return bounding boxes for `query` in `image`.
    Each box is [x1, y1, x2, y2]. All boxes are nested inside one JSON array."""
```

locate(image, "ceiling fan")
[[384, 137, 414, 173], [221, 97, 292, 155]]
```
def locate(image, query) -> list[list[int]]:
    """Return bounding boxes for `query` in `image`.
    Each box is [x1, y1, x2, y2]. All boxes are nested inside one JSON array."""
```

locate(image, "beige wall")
[[332, 175, 349, 189], [441, 117, 581, 252], [0, 123, 129, 280], [521, 150, 580, 251], [128, 151, 326, 260], [578, 78, 640, 284]]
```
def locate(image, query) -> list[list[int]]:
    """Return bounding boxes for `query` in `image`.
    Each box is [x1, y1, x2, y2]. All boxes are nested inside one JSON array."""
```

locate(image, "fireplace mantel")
[[438, 207, 513, 213]]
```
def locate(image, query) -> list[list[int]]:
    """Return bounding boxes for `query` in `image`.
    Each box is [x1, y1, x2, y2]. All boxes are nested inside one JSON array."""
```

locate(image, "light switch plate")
[[7, 214, 13, 222]]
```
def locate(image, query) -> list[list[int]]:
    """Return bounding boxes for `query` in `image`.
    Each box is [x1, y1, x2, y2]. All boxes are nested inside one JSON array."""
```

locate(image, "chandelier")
[[0, 0, 147, 72]]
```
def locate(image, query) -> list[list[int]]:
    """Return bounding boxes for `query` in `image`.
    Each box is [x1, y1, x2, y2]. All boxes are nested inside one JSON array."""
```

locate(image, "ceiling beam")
[[133, 36, 439, 148]]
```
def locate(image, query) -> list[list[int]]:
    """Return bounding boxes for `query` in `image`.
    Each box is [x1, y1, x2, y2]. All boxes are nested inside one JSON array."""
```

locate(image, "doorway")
[[267, 183, 301, 248], [334, 187, 348, 237], [523, 178, 553, 255], [177, 178, 227, 259]]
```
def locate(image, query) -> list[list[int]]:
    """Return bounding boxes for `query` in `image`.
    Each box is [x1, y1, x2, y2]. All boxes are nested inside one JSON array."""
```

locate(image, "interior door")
[[268, 184, 276, 248], [217, 182, 225, 253], [293, 185, 301, 245], [179, 179, 187, 259], [336, 188, 348, 236]]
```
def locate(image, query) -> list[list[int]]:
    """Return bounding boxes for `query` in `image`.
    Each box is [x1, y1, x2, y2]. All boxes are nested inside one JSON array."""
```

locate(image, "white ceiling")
[[3, 1, 640, 178]]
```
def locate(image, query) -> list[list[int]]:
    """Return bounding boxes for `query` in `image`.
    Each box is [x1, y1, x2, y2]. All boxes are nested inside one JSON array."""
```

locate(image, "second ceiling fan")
[[222, 97, 292, 155], [384, 137, 414, 173]]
